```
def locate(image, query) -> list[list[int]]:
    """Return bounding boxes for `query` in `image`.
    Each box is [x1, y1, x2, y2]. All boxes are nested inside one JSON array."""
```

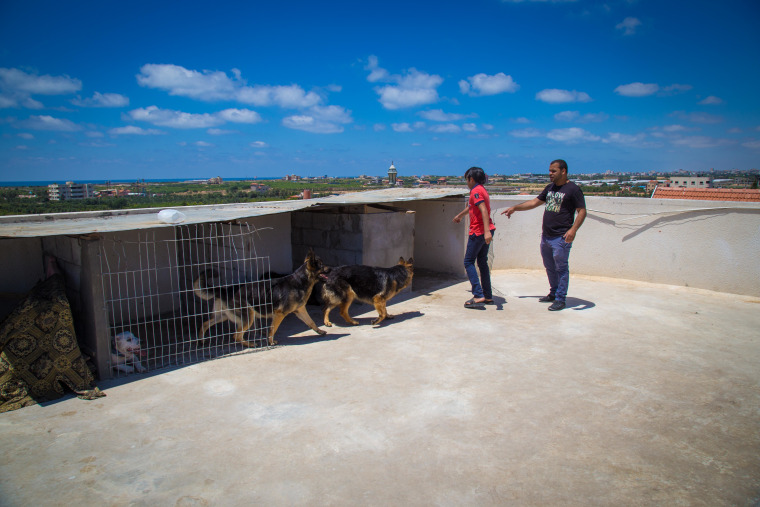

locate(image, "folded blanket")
[[0, 274, 104, 413]]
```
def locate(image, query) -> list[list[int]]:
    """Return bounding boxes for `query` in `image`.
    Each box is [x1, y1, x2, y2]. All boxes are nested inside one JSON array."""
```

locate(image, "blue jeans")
[[464, 233, 492, 300], [540, 234, 572, 302]]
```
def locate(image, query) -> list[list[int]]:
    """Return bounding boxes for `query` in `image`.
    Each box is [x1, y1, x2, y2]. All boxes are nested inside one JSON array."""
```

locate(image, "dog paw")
[[324, 322, 333, 327], [317, 329, 327, 336]]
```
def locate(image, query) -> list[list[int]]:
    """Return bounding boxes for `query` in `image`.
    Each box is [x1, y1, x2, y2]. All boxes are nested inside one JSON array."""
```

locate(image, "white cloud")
[[614, 82, 659, 97], [207, 128, 236, 135], [741, 139, 760, 149], [554, 111, 609, 123], [392, 122, 414, 132], [250, 141, 269, 148], [536, 89, 592, 103], [108, 125, 164, 135], [17, 132, 34, 139], [365, 55, 389, 83], [546, 127, 600, 143], [0, 67, 82, 109], [127, 105, 262, 129], [236, 84, 322, 108], [20, 115, 80, 131], [459, 72, 519, 96], [462, 123, 477, 132], [616, 17, 641, 36], [418, 109, 476, 122], [603, 132, 647, 144], [513, 117, 531, 124], [366, 57, 443, 110], [136, 64, 321, 108], [510, 128, 542, 138], [429, 124, 461, 133], [672, 111, 723, 124], [660, 84, 692, 96], [373, 124, 386, 131], [0, 67, 81, 95], [216, 108, 262, 124], [670, 136, 735, 148], [699, 95, 724, 105], [194, 141, 213, 147], [71, 92, 129, 108], [282, 105, 352, 134]]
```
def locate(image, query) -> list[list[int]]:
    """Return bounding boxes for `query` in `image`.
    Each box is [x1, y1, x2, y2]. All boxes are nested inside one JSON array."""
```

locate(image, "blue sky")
[[1, 0, 759, 181]]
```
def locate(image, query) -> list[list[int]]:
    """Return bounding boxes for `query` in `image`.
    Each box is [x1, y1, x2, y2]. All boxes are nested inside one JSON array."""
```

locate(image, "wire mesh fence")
[[100, 222, 273, 377]]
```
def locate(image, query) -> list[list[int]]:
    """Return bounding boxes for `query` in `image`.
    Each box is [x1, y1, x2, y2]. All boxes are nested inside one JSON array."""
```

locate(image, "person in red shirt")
[[453, 166, 496, 308]]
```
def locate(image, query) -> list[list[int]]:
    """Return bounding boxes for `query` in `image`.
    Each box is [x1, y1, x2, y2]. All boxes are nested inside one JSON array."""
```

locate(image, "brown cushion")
[[0, 274, 103, 413]]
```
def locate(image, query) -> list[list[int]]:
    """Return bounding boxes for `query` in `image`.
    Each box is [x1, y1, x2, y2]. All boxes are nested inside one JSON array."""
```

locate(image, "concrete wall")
[[488, 195, 760, 297], [401, 197, 469, 275], [362, 210, 415, 267], [240, 212, 292, 274]]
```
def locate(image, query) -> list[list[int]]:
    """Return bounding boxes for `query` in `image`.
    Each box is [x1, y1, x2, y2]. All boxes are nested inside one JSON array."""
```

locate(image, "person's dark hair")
[[551, 159, 568, 173], [464, 166, 487, 184]]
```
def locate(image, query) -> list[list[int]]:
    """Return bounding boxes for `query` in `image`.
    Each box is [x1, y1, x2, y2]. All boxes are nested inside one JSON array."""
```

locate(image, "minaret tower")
[[388, 161, 397, 186]]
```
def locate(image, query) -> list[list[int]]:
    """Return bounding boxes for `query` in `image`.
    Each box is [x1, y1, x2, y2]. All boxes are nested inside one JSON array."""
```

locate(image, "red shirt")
[[468, 184, 496, 236]]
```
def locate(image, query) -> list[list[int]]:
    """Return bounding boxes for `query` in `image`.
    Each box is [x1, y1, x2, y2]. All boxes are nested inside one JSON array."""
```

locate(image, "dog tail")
[[193, 270, 216, 301]]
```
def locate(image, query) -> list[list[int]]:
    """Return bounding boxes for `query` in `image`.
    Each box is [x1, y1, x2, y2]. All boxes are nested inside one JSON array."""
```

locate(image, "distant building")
[[667, 176, 713, 188], [388, 162, 397, 186], [207, 176, 223, 185], [48, 182, 94, 201], [652, 187, 760, 202]]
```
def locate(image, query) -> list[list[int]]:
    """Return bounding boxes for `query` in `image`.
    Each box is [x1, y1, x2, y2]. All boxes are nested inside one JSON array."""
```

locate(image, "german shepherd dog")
[[320, 257, 414, 327], [193, 249, 328, 346]]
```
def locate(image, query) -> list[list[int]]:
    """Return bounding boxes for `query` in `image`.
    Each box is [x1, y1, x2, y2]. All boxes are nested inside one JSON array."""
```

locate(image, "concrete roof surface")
[[1, 270, 759, 506], [0, 187, 469, 238]]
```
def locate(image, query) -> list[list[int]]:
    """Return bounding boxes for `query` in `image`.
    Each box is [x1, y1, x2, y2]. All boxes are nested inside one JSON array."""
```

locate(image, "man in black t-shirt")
[[501, 159, 586, 311]]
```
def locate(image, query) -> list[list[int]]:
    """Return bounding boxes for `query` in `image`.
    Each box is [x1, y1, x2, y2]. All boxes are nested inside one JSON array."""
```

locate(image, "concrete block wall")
[[292, 207, 415, 270]]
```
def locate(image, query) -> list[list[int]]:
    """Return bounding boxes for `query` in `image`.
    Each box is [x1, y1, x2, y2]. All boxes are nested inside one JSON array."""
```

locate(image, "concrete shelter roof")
[[0, 187, 468, 238]]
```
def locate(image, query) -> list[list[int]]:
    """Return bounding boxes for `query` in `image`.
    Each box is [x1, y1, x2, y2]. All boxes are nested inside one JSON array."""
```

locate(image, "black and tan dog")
[[193, 250, 328, 346], [320, 257, 414, 327]]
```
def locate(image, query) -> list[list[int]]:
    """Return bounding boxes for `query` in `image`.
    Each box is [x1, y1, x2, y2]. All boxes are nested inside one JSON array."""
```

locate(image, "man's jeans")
[[464, 233, 491, 300], [540, 234, 572, 302]]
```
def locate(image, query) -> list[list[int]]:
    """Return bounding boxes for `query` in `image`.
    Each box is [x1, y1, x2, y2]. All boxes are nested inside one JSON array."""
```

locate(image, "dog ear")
[[407, 257, 414, 265], [398, 257, 405, 264]]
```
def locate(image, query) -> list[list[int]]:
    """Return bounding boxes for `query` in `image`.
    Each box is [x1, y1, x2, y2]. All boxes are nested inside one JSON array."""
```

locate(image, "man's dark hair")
[[465, 166, 487, 184], [551, 159, 568, 173]]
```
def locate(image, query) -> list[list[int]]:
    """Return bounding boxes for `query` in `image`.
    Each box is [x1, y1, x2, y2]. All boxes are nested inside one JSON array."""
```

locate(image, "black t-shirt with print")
[[537, 181, 586, 237]]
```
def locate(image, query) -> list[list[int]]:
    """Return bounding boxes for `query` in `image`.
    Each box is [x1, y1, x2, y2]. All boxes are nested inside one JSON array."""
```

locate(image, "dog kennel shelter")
[[0, 188, 468, 380]]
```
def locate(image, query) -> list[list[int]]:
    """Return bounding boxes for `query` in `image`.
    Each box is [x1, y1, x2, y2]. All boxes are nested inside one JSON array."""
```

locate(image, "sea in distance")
[[0, 177, 270, 188]]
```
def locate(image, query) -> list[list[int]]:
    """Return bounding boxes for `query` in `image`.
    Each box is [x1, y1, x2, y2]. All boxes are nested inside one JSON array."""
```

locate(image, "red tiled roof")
[[652, 187, 760, 202]]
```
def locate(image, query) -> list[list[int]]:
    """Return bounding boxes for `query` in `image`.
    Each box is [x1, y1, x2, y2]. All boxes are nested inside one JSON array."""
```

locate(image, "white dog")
[[111, 331, 147, 374]]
